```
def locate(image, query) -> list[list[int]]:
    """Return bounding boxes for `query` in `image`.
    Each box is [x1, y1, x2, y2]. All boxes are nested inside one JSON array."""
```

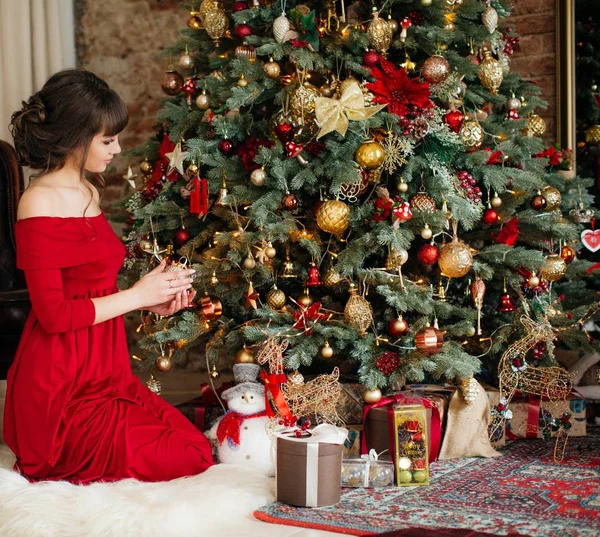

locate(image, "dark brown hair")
[[9, 69, 128, 214]]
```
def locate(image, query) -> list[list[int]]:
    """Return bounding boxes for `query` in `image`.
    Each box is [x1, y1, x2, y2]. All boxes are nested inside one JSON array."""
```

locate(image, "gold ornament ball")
[[387, 17, 398, 33], [459, 120, 484, 152], [355, 140, 385, 170], [250, 167, 267, 186], [363, 387, 383, 404], [290, 83, 321, 121], [297, 289, 314, 308], [155, 354, 173, 373], [316, 200, 351, 236], [196, 91, 211, 110], [465, 325, 476, 337], [478, 49, 503, 94], [235, 347, 256, 364], [490, 194, 502, 208], [321, 341, 334, 359], [542, 186, 561, 211], [265, 243, 277, 258], [140, 238, 154, 253], [561, 246, 576, 264], [179, 53, 194, 69], [386, 247, 409, 270], [421, 224, 433, 240], [243, 254, 256, 269], [323, 267, 344, 288], [540, 254, 567, 282], [397, 179, 409, 193], [438, 237, 473, 278], [528, 273, 540, 287], [585, 125, 600, 145], [266, 287, 286, 310], [237, 74, 249, 87], [140, 160, 153, 174], [421, 55, 450, 84], [523, 114, 547, 137], [263, 59, 281, 79]]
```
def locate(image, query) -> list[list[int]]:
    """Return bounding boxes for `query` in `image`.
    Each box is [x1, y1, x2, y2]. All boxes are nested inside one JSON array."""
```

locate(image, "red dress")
[[3, 214, 214, 484]]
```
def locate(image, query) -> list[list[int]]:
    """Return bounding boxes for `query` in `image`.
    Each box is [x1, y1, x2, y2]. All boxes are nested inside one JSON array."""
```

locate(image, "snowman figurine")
[[208, 363, 275, 476]]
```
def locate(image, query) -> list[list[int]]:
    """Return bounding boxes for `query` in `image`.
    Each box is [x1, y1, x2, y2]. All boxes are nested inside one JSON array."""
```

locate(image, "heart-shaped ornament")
[[581, 229, 600, 252]]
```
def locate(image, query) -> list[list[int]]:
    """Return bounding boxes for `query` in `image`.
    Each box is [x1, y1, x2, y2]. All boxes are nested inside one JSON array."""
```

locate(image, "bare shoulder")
[[17, 182, 59, 220]]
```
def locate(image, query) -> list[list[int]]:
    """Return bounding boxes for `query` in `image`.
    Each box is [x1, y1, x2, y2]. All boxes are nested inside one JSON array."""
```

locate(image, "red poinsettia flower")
[[366, 58, 434, 117], [484, 147, 505, 165], [373, 197, 393, 222], [534, 146, 562, 167]]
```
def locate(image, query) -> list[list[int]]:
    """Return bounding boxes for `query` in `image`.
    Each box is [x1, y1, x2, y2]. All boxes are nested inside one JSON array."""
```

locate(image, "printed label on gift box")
[[393, 404, 429, 486]]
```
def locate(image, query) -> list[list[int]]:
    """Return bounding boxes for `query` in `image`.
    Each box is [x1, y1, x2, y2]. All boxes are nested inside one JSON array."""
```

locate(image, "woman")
[[4, 69, 214, 484]]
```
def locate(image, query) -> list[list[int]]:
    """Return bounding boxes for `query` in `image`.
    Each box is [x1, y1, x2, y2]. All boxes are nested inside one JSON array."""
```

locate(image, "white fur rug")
[[0, 444, 275, 537]]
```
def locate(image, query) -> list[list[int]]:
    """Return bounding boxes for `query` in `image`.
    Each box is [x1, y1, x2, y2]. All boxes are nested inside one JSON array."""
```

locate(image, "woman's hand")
[[130, 258, 195, 309], [146, 288, 197, 316]]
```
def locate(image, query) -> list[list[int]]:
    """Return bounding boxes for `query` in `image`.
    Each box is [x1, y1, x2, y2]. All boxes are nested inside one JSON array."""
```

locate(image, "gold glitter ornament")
[[542, 186, 561, 211], [478, 49, 503, 94], [367, 10, 393, 57], [355, 140, 385, 170], [585, 125, 600, 144], [459, 120, 484, 152], [481, 4, 498, 34], [438, 236, 473, 278], [290, 83, 321, 123], [199, 0, 218, 20], [195, 90, 211, 110], [316, 200, 350, 236], [204, 5, 229, 46], [540, 254, 567, 282], [235, 347, 256, 364], [155, 352, 173, 373], [323, 267, 344, 288], [267, 285, 286, 310], [421, 55, 450, 84], [344, 283, 373, 336], [410, 190, 437, 213], [523, 114, 547, 137], [459, 377, 480, 404], [263, 58, 281, 79]]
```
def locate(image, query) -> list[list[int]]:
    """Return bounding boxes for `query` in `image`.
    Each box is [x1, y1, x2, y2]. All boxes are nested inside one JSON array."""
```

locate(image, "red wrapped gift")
[[176, 382, 231, 432], [361, 393, 442, 464]]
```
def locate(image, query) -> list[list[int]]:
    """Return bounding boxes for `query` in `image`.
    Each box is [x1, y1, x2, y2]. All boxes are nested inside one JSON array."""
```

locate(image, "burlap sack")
[[438, 381, 501, 460]]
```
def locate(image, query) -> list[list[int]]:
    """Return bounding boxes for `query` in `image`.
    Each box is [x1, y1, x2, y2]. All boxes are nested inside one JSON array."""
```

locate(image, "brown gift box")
[[276, 426, 346, 507]]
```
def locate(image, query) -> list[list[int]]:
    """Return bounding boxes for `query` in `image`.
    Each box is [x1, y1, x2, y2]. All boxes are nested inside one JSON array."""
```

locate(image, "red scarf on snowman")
[[217, 410, 268, 447]]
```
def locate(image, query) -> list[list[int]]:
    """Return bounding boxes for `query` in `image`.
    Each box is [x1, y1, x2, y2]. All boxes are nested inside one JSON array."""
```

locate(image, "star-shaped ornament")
[[165, 141, 188, 175], [292, 301, 328, 334], [122, 165, 138, 189], [243, 282, 260, 310]]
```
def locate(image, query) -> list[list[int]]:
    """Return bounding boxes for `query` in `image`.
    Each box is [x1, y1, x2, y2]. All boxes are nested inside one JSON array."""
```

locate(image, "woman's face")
[[84, 132, 122, 173]]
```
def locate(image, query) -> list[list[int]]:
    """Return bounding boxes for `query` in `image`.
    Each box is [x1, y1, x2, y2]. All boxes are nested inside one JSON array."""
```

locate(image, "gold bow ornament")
[[314, 81, 385, 139]]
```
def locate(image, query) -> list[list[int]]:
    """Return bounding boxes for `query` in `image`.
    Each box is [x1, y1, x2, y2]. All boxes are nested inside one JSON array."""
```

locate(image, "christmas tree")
[[119, 0, 599, 403]]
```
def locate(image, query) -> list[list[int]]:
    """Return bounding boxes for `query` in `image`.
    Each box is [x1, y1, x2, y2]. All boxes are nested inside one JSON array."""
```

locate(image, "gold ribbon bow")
[[315, 81, 385, 139]]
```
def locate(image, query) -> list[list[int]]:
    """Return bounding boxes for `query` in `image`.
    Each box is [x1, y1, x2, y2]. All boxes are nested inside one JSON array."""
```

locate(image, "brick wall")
[[506, 0, 557, 141]]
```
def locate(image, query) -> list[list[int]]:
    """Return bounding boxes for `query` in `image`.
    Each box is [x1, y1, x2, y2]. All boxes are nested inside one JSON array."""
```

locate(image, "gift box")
[[505, 391, 587, 441], [276, 424, 347, 507], [361, 393, 443, 464], [341, 452, 394, 487], [338, 383, 365, 425], [343, 424, 362, 459], [482, 384, 506, 448], [393, 404, 429, 486], [176, 382, 230, 432]]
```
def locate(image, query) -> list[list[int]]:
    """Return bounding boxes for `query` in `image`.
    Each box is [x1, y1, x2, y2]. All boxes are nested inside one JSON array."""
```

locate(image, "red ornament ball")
[[482, 208, 499, 225], [218, 139, 235, 154], [531, 194, 547, 211], [174, 228, 191, 247], [376, 351, 401, 375], [443, 110, 465, 133], [274, 122, 295, 144], [234, 24, 253, 38], [388, 317, 409, 338], [417, 243, 439, 265], [282, 193, 299, 211], [233, 1, 249, 12], [363, 50, 380, 67]]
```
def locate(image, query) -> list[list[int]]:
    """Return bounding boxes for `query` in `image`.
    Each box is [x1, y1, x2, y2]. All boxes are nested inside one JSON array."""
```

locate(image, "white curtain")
[[0, 0, 76, 143]]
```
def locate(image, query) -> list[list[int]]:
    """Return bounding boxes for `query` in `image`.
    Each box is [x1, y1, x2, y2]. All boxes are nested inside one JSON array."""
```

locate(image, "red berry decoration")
[[457, 171, 482, 203], [282, 192, 299, 211], [234, 23, 253, 39], [376, 351, 401, 375], [218, 139, 234, 154], [388, 317, 409, 338], [174, 227, 191, 247], [530, 194, 547, 211], [482, 207, 499, 225], [444, 110, 465, 133], [417, 243, 439, 265], [363, 50, 380, 67], [274, 121, 295, 144], [233, 1, 249, 12]]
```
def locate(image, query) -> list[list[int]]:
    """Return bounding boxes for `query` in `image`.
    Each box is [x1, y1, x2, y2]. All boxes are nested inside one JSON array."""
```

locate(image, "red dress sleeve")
[[15, 217, 103, 334]]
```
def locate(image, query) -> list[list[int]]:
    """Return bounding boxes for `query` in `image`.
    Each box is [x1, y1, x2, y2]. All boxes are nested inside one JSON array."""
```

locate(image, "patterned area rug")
[[254, 431, 600, 536]]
